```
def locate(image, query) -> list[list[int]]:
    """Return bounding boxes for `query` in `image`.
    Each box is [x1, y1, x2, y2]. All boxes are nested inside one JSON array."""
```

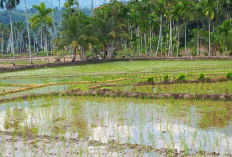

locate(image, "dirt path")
[[0, 55, 80, 68]]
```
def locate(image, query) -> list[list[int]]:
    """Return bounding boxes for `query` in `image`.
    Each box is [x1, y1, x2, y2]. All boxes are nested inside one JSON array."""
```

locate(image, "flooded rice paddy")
[[0, 96, 231, 156], [0, 60, 231, 156]]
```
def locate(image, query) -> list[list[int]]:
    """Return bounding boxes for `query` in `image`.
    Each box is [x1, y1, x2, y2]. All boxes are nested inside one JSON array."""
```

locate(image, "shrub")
[[38, 51, 48, 56], [226, 72, 232, 79], [190, 48, 197, 56], [147, 77, 154, 83], [163, 74, 169, 82], [199, 73, 205, 80], [176, 74, 186, 81]]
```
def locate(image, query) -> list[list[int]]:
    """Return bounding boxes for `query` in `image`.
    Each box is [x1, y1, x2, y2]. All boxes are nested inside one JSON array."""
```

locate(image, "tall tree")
[[0, 0, 20, 65], [58, 0, 62, 26], [29, 2, 53, 62], [202, 0, 216, 56], [193, 1, 203, 55], [178, 0, 193, 55], [0, 24, 5, 53], [154, 0, 165, 56], [24, 0, 32, 64]]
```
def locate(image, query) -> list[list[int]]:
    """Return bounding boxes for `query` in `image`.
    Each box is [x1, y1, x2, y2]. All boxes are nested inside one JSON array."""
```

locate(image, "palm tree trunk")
[[136, 27, 140, 56], [140, 35, 142, 56], [51, 0, 57, 38], [41, 27, 43, 51], [208, 18, 211, 56], [72, 48, 76, 62], [1, 32, 3, 53], [226, 9, 230, 20], [34, 35, 36, 53], [44, 31, 49, 62], [9, 9, 15, 65], [125, 40, 127, 55], [184, 23, 187, 55], [197, 22, 199, 56], [169, 20, 173, 57], [58, 0, 62, 27], [156, 23, 161, 56], [149, 28, 152, 56], [225, 35, 228, 56], [16, 32, 19, 53], [176, 22, 179, 57], [25, 0, 33, 64], [144, 33, 147, 56]]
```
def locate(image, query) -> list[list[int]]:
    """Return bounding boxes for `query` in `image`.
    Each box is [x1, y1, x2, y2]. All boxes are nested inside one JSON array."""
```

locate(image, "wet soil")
[[0, 88, 231, 103], [0, 131, 228, 157]]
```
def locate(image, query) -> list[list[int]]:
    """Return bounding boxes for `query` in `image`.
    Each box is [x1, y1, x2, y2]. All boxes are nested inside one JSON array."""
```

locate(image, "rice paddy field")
[[0, 60, 231, 156]]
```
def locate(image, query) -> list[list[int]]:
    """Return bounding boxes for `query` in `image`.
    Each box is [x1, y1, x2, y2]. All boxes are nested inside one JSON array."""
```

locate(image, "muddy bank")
[[0, 131, 226, 157], [1, 56, 232, 73], [0, 89, 232, 103], [134, 77, 232, 86]]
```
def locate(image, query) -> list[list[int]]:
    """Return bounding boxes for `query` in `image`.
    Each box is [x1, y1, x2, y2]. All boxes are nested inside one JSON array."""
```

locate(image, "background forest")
[[0, 0, 232, 64]]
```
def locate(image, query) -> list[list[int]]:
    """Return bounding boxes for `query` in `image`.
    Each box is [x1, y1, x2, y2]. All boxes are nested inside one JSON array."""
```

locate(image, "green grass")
[[0, 60, 231, 77]]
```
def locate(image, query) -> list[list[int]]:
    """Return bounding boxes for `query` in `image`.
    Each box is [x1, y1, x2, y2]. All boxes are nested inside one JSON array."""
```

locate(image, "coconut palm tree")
[[29, 2, 53, 62], [154, 0, 165, 56], [193, 1, 203, 55], [58, 0, 62, 26], [165, 0, 176, 57], [24, 0, 32, 64], [0, 0, 20, 65], [50, 0, 57, 38], [178, 0, 193, 55], [202, 0, 216, 56]]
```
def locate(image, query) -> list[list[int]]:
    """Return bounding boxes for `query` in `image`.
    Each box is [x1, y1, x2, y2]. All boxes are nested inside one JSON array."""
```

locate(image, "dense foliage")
[[1, 0, 232, 64]]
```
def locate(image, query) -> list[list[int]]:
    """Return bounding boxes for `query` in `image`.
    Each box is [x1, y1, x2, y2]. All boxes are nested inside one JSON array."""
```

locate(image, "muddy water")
[[0, 97, 231, 155]]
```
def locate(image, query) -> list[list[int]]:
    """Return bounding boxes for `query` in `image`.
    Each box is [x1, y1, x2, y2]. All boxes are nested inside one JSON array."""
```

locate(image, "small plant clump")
[[147, 77, 154, 83], [176, 74, 186, 81], [163, 74, 169, 82], [226, 72, 232, 79], [199, 73, 205, 80]]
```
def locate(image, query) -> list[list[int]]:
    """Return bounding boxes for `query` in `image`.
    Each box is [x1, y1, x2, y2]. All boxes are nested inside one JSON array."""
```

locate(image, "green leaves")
[[202, 0, 216, 20], [0, 0, 20, 9], [29, 2, 53, 29]]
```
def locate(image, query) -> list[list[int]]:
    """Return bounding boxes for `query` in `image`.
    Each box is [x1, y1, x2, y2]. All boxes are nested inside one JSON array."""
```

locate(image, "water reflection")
[[0, 97, 231, 155]]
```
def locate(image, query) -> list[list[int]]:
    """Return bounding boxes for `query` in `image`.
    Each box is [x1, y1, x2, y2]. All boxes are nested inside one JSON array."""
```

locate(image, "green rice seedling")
[[226, 72, 232, 79], [163, 74, 169, 82], [147, 77, 154, 83], [199, 73, 205, 80], [176, 74, 186, 81]]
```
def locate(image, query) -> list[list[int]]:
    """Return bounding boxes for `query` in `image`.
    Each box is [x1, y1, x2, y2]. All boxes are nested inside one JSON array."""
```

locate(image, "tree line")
[[1, 0, 232, 65]]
